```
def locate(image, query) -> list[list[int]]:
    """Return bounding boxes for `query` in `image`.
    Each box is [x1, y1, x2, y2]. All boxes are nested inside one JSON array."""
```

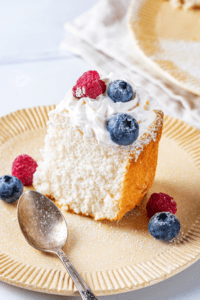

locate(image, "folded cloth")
[[61, 0, 200, 129]]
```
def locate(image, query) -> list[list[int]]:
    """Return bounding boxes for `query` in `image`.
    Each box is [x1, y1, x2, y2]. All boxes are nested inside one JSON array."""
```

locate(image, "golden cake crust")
[[116, 110, 163, 220], [45, 110, 164, 221]]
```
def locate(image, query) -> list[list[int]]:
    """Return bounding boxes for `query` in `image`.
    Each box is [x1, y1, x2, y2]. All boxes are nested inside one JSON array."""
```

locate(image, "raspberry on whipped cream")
[[72, 70, 106, 99], [56, 73, 158, 148]]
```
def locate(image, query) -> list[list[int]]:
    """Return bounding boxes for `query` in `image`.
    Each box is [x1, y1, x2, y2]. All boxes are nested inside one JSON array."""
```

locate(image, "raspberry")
[[146, 193, 177, 219], [76, 70, 100, 85], [98, 79, 107, 93], [72, 70, 106, 99], [11, 154, 38, 186]]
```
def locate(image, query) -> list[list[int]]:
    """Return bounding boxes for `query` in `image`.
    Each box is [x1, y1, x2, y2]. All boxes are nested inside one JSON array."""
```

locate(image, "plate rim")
[[127, 0, 200, 96], [0, 106, 200, 296]]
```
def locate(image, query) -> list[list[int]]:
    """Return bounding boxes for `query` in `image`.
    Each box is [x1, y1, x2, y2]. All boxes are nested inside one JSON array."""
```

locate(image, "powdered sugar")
[[153, 39, 200, 81]]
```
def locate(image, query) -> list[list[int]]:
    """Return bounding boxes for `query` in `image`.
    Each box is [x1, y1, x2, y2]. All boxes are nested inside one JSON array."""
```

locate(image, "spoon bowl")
[[17, 190, 97, 300], [18, 190, 68, 252]]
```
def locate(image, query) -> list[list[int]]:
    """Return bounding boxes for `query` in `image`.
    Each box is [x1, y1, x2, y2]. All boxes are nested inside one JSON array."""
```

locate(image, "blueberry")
[[148, 212, 180, 242], [106, 113, 139, 146], [0, 175, 23, 203], [107, 80, 134, 103]]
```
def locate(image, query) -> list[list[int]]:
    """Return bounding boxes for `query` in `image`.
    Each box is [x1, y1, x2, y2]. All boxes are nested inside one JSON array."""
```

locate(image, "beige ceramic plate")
[[128, 0, 200, 95], [0, 106, 200, 296]]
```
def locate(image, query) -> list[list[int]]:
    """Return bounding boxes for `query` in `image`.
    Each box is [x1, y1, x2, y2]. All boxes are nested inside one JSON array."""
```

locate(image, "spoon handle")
[[56, 249, 98, 300]]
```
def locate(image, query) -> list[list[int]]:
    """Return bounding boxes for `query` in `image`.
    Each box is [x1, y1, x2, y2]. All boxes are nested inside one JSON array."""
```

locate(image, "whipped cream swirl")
[[57, 73, 158, 147]]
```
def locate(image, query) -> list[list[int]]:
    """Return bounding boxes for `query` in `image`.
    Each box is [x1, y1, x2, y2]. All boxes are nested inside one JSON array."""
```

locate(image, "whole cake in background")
[[33, 71, 164, 221], [166, 0, 200, 9]]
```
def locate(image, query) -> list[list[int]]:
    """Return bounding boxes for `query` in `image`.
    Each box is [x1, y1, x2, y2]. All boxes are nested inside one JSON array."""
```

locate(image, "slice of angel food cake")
[[33, 71, 164, 221]]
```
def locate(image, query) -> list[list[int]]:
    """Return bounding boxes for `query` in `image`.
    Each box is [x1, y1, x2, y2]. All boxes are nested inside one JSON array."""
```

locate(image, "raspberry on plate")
[[72, 70, 106, 99], [0, 175, 23, 203], [12, 154, 38, 186], [146, 192, 177, 219], [148, 212, 180, 241]]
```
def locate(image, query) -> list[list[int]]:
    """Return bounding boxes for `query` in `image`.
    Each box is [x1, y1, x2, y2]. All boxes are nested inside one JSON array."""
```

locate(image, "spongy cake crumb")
[[33, 108, 163, 220]]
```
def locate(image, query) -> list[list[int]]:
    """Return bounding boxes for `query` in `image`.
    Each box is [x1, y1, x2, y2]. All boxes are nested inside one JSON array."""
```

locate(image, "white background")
[[0, 0, 200, 299]]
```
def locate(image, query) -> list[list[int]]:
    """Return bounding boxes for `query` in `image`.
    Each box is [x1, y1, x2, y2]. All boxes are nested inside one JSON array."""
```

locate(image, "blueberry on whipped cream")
[[106, 113, 139, 146], [107, 80, 135, 103]]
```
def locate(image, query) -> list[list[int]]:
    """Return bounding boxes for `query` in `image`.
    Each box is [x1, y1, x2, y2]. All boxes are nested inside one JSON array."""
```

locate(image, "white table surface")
[[0, 1, 200, 299]]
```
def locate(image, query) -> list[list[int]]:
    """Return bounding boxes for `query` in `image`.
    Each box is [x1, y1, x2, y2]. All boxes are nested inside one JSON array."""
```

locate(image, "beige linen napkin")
[[61, 0, 200, 129]]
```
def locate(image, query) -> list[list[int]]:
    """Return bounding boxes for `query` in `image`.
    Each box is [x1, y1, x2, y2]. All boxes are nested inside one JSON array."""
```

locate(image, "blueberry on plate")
[[0, 175, 23, 203], [148, 212, 180, 242], [106, 113, 139, 146], [107, 80, 134, 103]]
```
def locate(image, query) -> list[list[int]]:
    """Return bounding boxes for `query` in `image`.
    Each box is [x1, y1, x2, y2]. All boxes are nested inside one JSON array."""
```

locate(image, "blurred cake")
[[166, 0, 200, 9], [33, 71, 164, 221]]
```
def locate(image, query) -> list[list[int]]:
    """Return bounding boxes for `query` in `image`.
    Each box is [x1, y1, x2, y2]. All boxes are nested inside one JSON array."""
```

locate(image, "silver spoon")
[[17, 190, 98, 300]]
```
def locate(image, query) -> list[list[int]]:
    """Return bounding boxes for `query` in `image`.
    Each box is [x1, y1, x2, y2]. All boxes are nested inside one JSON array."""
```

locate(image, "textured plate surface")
[[0, 106, 200, 296], [128, 0, 200, 95]]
